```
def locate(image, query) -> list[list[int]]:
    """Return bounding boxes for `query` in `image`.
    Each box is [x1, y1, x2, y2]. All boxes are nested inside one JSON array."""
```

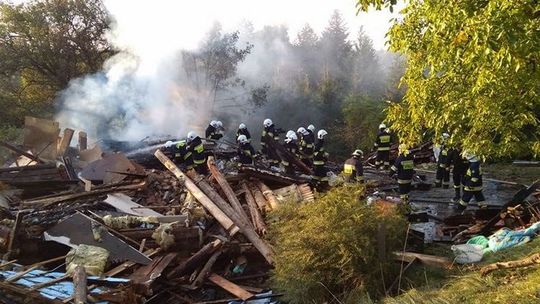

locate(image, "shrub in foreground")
[[270, 185, 408, 303]]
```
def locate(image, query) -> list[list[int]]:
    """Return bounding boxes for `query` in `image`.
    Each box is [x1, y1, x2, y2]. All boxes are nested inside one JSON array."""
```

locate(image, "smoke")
[[55, 0, 400, 142]]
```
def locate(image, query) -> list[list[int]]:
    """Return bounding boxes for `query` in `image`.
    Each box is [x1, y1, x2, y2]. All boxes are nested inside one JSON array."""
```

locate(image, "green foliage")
[[339, 94, 386, 153], [0, 0, 111, 126], [358, 0, 540, 159], [269, 185, 408, 303]]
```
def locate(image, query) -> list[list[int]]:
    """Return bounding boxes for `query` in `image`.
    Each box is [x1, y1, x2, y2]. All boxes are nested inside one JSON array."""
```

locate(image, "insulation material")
[[102, 214, 159, 230], [66, 244, 109, 276], [152, 222, 178, 250]]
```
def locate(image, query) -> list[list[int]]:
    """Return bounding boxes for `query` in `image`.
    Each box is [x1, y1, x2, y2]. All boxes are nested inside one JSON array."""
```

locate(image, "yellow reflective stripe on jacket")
[[380, 135, 391, 143], [343, 164, 354, 174], [281, 160, 290, 166], [184, 152, 192, 159], [402, 160, 414, 170], [313, 160, 325, 165], [194, 144, 204, 153], [398, 179, 412, 184], [377, 147, 390, 151]]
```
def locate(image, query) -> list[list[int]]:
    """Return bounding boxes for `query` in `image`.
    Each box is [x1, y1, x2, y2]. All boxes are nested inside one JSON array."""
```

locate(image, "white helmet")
[[237, 134, 248, 144], [442, 132, 450, 140], [216, 121, 223, 128], [286, 130, 298, 141], [164, 140, 174, 148], [297, 127, 306, 134], [263, 118, 273, 127], [379, 123, 387, 130], [239, 123, 247, 130], [462, 150, 478, 162], [210, 120, 219, 128], [352, 149, 363, 157], [307, 124, 315, 132], [317, 129, 328, 139], [187, 131, 197, 142]]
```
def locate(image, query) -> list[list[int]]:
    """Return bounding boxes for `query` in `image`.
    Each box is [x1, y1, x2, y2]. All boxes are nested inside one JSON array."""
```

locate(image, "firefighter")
[[171, 139, 193, 170], [236, 123, 251, 142], [343, 149, 364, 183], [237, 134, 255, 165], [434, 133, 451, 188], [260, 118, 281, 168], [448, 145, 469, 202], [458, 151, 487, 211], [374, 123, 391, 170], [282, 130, 299, 175], [187, 131, 208, 175], [306, 124, 316, 142], [297, 127, 314, 167], [205, 120, 224, 140], [313, 129, 329, 187], [390, 144, 415, 204]]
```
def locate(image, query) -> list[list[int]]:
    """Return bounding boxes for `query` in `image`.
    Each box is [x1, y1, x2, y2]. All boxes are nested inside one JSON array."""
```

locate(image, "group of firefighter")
[[372, 124, 485, 211], [168, 119, 484, 212]]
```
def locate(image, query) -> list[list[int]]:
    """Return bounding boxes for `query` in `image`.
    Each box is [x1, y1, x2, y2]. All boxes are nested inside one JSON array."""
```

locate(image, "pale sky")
[[11, 0, 402, 50]]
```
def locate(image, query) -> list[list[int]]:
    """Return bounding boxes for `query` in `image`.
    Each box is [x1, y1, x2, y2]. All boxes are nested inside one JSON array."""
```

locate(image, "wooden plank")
[[242, 182, 267, 235], [167, 239, 223, 279], [256, 181, 279, 210], [393, 252, 452, 269], [0, 141, 46, 164], [208, 158, 252, 228], [6, 211, 23, 258], [78, 132, 87, 151], [249, 182, 269, 212], [154, 150, 239, 235], [58, 128, 75, 156], [73, 265, 87, 304], [191, 249, 223, 288], [207, 273, 254, 301]]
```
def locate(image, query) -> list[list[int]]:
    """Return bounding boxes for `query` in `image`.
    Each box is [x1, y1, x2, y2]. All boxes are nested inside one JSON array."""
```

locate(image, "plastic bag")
[[451, 244, 484, 264]]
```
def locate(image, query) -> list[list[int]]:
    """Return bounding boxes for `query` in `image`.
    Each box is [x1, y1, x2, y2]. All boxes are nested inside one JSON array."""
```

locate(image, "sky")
[[11, 0, 402, 50]]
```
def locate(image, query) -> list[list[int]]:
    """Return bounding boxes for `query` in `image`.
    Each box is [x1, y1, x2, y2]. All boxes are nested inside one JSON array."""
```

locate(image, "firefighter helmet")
[[263, 118, 273, 127], [317, 129, 328, 139]]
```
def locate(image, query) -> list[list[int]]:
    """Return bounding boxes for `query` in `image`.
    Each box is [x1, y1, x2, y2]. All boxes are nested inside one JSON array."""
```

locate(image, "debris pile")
[[0, 117, 318, 303]]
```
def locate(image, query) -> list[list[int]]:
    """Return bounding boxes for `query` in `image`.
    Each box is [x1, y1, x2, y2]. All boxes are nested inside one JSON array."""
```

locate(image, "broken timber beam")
[[207, 273, 254, 301], [58, 128, 75, 157], [256, 180, 279, 210], [155, 150, 239, 235], [0, 140, 46, 164], [207, 158, 252, 228], [242, 182, 267, 235], [73, 265, 87, 304], [264, 134, 312, 175], [249, 182, 269, 212], [393, 252, 452, 269]]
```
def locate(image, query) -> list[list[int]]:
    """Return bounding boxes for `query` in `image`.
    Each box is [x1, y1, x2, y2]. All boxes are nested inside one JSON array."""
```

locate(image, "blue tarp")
[[0, 268, 129, 302]]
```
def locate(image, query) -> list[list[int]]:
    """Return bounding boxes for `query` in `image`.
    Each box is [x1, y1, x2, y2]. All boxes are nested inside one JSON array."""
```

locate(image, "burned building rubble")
[[0, 117, 538, 303]]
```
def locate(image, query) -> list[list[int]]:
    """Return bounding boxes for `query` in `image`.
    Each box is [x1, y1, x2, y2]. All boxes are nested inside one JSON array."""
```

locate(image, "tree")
[[319, 10, 353, 83], [0, 0, 111, 125], [358, 0, 540, 158], [181, 23, 254, 114], [351, 27, 383, 95]]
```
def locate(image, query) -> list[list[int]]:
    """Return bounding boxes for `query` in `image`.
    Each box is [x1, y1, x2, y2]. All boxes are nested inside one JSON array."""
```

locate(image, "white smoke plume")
[[56, 0, 400, 142]]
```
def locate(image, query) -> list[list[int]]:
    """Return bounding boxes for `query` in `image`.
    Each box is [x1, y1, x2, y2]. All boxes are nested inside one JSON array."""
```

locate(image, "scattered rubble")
[[0, 116, 538, 303]]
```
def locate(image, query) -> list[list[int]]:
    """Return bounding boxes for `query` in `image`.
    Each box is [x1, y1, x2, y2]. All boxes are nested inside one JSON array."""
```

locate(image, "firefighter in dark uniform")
[[448, 146, 469, 202], [237, 134, 255, 165], [458, 151, 487, 210], [306, 124, 316, 142], [343, 149, 364, 183], [205, 120, 224, 140], [434, 133, 451, 188], [313, 129, 329, 187], [282, 130, 299, 175], [169, 139, 194, 170], [297, 127, 314, 167], [260, 118, 281, 168], [390, 144, 415, 204], [236, 123, 251, 142], [374, 123, 391, 170], [187, 131, 208, 175]]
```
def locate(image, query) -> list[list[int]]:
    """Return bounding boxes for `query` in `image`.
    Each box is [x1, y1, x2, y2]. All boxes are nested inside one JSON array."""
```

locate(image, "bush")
[[269, 185, 408, 303]]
